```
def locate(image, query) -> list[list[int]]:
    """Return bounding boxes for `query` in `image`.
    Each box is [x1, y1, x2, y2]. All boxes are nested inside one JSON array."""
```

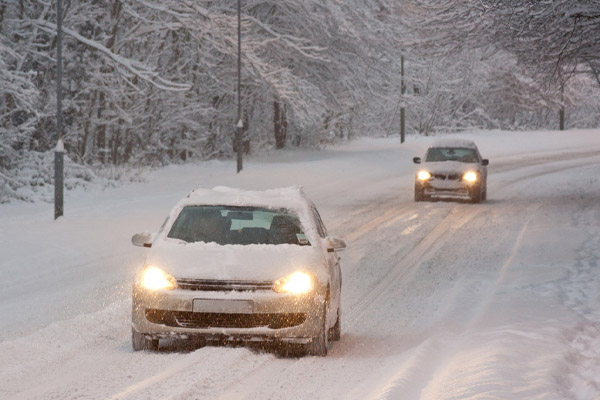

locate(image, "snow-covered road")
[[2, 130, 600, 399]]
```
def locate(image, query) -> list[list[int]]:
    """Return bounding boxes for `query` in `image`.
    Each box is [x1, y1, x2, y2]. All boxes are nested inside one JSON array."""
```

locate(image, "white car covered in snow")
[[130, 186, 345, 356], [413, 139, 489, 203]]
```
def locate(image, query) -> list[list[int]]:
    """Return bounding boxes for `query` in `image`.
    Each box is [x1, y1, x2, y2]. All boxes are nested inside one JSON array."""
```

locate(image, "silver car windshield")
[[167, 205, 310, 246], [426, 147, 479, 163]]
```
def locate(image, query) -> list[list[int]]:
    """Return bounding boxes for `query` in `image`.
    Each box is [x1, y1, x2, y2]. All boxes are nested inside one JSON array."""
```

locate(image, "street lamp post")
[[55, 0, 64, 219], [236, 0, 243, 173], [400, 55, 405, 144]]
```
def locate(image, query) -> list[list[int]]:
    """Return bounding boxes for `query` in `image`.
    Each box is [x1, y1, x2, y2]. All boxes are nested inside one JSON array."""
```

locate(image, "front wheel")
[[132, 327, 159, 351], [470, 185, 482, 204], [414, 184, 425, 202], [305, 307, 329, 356], [329, 309, 341, 341]]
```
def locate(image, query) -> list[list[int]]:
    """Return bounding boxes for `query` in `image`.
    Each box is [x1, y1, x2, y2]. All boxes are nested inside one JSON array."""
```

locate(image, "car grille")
[[145, 309, 306, 329], [433, 173, 460, 181], [176, 279, 273, 292]]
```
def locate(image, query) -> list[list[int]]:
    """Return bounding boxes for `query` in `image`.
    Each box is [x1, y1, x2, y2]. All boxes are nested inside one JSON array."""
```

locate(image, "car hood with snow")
[[420, 160, 484, 175], [143, 240, 325, 282]]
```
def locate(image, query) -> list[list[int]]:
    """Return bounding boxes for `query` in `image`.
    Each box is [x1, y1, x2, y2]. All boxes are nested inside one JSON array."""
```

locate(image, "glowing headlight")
[[463, 171, 478, 183], [140, 266, 177, 290], [417, 170, 431, 181], [273, 272, 313, 294]]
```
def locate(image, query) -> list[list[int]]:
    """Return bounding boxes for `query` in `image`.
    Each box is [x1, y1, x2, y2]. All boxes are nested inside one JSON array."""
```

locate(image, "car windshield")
[[167, 205, 310, 246], [426, 147, 479, 163]]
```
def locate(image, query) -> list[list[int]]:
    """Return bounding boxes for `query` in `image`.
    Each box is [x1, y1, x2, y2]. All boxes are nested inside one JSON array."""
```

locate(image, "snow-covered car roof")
[[177, 186, 313, 211], [429, 138, 478, 149]]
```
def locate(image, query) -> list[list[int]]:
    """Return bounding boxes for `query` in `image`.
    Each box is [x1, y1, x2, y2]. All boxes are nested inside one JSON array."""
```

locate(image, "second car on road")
[[413, 139, 489, 203]]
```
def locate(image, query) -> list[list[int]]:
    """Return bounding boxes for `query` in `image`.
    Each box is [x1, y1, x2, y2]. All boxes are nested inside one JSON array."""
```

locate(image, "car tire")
[[470, 185, 482, 204], [329, 308, 341, 341], [305, 306, 328, 356], [414, 184, 425, 202], [132, 327, 159, 351], [482, 187, 487, 201]]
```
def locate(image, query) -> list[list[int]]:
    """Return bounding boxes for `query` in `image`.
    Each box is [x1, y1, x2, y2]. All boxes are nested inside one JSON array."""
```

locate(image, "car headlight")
[[417, 170, 431, 181], [273, 271, 313, 294], [463, 171, 478, 183], [140, 266, 177, 290]]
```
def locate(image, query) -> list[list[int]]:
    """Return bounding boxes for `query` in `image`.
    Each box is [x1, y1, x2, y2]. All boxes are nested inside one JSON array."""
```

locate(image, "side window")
[[312, 207, 328, 238]]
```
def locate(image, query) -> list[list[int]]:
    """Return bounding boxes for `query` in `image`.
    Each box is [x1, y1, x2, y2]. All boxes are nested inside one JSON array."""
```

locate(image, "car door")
[[475, 146, 488, 188], [312, 206, 342, 325]]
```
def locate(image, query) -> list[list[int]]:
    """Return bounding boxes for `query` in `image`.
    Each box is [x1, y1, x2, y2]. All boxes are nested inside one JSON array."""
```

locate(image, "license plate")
[[193, 299, 254, 314]]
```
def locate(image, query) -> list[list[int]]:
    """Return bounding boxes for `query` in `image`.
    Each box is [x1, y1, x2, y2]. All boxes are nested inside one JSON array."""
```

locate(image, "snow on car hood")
[[421, 161, 483, 174], [144, 239, 326, 282]]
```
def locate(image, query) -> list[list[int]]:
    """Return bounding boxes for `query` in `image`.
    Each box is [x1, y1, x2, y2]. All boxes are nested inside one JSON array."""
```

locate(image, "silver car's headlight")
[[417, 170, 431, 181], [272, 271, 313, 294], [463, 171, 478, 183], [140, 266, 177, 290]]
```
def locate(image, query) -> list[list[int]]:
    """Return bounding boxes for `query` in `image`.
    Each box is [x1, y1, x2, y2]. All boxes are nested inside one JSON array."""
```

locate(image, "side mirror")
[[326, 237, 346, 253], [132, 232, 154, 248], [413, 157, 421, 164], [481, 159, 489, 166]]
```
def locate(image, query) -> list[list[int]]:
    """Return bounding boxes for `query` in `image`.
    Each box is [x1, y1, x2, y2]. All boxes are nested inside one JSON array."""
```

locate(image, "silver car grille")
[[433, 173, 460, 181], [176, 279, 273, 292]]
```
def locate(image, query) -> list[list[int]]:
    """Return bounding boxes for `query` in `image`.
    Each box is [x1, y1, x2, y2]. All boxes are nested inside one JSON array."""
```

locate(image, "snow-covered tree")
[[1, 0, 600, 202], [405, 0, 600, 85]]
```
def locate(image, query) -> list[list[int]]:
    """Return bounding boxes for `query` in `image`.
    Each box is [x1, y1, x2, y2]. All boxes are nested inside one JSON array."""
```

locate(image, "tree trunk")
[[96, 1, 121, 165], [281, 103, 288, 145], [0, 3, 6, 32], [123, 128, 133, 163], [78, 91, 96, 163], [559, 82, 565, 131], [110, 128, 121, 165], [273, 99, 287, 149], [96, 92, 106, 164], [106, 0, 121, 49]]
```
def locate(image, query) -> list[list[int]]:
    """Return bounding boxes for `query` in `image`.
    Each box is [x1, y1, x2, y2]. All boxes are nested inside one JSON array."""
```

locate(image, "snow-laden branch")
[[0, 170, 20, 185], [127, 0, 210, 20], [244, 15, 329, 63], [34, 19, 191, 92]]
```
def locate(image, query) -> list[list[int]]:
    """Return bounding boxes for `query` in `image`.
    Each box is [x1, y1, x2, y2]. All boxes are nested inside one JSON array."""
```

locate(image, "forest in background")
[[1, 0, 599, 202]]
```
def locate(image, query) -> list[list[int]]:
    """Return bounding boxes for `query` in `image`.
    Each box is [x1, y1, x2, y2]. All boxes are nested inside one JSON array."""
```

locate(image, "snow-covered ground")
[[1, 129, 600, 399]]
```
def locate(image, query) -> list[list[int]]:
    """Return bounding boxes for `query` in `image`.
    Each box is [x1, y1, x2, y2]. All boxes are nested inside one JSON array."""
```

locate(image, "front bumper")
[[132, 283, 326, 344], [416, 179, 477, 199]]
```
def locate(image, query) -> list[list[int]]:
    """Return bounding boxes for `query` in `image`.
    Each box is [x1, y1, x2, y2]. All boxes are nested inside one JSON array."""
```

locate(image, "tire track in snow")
[[555, 174, 600, 396], [489, 149, 600, 174], [343, 204, 487, 330], [105, 348, 223, 400], [325, 192, 416, 237], [343, 203, 421, 244], [499, 157, 600, 188], [215, 358, 293, 400], [342, 204, 542, 399]]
